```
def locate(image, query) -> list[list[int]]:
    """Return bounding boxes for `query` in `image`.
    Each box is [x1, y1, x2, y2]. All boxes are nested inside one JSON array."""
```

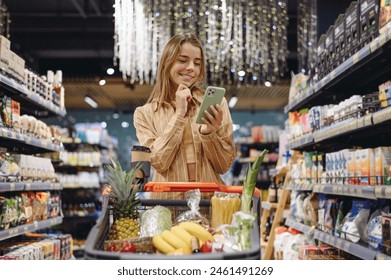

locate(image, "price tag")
[[357, 187, 363, 197], [380, 33, 387, 46], [326, 234, 332, 244], [386, 188, 391, 199], [25, 183, 31, 191], [337, 185, 343, 195], [369, 40, 378, 52], [375, 186, 383, 198], [23, 226, 29, 233], [330, 70, 336, 80], [336, 238, 343, 249], [343, 241, 351, 253], [33, 221, 39, 229], [352, 53, 359, 64]]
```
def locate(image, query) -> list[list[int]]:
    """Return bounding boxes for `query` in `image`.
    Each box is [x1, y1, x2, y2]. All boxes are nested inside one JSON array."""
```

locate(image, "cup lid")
[[131, 145, 151, 152]]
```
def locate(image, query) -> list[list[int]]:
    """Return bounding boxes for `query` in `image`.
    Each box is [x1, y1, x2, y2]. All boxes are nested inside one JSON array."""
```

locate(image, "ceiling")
[[3, 0, 305, 111]]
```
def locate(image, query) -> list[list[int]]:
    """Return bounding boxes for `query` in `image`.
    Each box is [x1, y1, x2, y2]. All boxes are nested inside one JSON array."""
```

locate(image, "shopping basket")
[[84, 190, 261, 260]]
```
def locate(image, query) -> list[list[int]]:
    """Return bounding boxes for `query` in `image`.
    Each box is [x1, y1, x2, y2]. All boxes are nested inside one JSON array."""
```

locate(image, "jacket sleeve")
[[198, 97, 236, 174], [133, 106, 186, 173]]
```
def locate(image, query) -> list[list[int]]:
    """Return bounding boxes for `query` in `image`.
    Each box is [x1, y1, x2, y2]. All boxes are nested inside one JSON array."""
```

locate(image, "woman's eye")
[[178, 60, 187, 63], [194, 62, 201, 66]]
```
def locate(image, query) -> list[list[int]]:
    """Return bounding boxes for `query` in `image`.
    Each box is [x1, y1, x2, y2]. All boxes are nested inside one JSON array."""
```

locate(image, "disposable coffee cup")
[[131, 145, 151, 179]]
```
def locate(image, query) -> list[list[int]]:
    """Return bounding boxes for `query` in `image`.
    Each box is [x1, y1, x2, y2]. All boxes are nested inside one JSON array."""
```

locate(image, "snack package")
[[211, 192, 240, 228], [176, 189, 208, 225]]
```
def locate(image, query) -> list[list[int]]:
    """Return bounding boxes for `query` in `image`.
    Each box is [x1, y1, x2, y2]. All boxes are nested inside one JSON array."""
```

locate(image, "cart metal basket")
[[84, 192, 261, 260]]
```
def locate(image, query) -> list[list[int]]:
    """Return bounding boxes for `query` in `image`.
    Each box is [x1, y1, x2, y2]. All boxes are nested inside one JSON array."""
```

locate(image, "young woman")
[[133, 33, 236, 184]]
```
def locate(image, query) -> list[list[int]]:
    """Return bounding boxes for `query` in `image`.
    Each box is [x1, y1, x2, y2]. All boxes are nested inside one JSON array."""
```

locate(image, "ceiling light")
[[229, 95, 238, 108], [264, 81, 272, 87], [121, 121, 129, 128], [99, 79, 106, 86], [84, 95, 98, 108], [106, 68, 115, 75], [238, 70, 246, 77]]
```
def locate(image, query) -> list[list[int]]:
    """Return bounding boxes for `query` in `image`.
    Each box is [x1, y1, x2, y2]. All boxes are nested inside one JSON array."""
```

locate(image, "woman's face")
[[169, 42, 202, 88]]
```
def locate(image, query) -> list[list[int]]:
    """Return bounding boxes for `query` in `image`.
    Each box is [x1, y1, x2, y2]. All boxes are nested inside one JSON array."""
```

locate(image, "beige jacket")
[[133, 94, 236, 184]]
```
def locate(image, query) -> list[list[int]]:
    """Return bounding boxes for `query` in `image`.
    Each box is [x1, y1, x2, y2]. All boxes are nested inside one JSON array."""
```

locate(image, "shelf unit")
[[283, 25, 391, 260], [0, 72, 65, 250]]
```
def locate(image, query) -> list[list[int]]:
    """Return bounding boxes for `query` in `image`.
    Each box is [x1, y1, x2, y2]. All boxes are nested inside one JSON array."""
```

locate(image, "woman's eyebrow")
[[178, 55, 202, 61]]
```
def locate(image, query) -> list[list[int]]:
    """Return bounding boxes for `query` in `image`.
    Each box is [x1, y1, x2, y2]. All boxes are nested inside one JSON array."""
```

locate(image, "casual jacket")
[[133, 94, 236, 184]]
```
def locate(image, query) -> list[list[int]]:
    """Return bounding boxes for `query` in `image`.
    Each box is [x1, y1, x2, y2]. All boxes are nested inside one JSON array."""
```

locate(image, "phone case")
[[195, 86, 226, 124]]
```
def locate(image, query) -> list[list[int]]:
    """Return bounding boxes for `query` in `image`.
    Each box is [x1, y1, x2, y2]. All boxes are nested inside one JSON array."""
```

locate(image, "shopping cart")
[[84, 186, 261, 260]]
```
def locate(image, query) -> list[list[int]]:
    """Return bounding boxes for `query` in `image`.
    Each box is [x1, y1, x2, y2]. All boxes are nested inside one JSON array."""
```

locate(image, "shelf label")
[[352, 53, 359, 64], [25, 183, 31, 191], [370, 40, 378, 52], [386, 188, 391, 199], [33, 221, 39, 229], [9, 183, 15, 191], [343, 241, 351, 252]]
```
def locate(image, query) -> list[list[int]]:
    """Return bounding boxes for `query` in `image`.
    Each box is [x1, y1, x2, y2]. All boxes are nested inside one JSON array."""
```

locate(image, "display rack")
[[283, 25, 391, 260], [0, 73, 66, 118], [0, 71, 65, 249], [285, 26, 391, 113]]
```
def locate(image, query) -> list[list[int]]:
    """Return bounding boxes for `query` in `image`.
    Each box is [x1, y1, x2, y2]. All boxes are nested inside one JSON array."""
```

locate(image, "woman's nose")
[[186, 61, 195, 70]]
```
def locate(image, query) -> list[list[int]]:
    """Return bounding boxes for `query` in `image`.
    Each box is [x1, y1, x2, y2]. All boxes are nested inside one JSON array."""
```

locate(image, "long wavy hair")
[[147, 33, 206, 112]]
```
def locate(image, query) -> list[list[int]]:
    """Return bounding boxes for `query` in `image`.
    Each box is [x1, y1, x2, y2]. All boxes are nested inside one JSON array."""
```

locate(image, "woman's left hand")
[[199, 104, 223, 135]]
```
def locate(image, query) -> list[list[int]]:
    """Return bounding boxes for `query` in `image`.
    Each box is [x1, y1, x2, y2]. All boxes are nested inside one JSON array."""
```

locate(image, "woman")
[[133, 33, 236, 184]]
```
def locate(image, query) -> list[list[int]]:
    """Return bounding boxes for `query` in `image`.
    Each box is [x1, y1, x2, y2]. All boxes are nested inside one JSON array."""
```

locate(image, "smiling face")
[[169, 42, 202, 88]]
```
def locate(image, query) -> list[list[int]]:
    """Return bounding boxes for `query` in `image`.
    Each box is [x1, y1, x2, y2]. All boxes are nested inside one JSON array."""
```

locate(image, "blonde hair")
[[147, 34, 206, 110]]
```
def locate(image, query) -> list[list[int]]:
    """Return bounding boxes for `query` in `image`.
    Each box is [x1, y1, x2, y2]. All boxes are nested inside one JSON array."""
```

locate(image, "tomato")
[[120, 243, 136, 253], [200, 240, 213, 253]]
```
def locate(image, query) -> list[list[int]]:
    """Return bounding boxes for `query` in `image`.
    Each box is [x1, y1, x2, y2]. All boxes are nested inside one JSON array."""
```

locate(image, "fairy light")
[[114, 0, 288, 86]]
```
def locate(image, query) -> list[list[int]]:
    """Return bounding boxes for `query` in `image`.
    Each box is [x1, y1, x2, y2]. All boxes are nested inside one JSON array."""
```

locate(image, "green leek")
[[240, 149, 268, 213]]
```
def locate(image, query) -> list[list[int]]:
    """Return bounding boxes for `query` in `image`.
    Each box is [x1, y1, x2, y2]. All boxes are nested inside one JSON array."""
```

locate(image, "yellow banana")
[[161, 230, 190, 250], [170, 226, 193, 247], [179, 222, 214, 242], [152, 234, 176, 254]]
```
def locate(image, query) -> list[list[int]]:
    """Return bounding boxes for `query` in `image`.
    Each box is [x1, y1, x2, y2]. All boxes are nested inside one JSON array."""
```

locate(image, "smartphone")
[[195, 86, 226, 124]]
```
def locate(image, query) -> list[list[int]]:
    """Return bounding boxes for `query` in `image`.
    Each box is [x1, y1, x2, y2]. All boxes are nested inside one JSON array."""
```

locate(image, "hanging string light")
[[113, 0, 289, 86], [297, 0, 317, 74]]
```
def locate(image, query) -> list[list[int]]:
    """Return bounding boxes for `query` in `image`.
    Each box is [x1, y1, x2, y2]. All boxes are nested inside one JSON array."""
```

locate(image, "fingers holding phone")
[[175, 84, 192, 117], [199, 104, 223, 135]]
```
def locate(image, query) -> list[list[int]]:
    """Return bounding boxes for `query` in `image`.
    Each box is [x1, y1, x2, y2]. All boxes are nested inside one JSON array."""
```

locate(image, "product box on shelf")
[[382, 214, 391, 256], [316, 34, 326, 79], [0, 35, 10, 74], [345, 1, 360, 59], [359, 0, 380, 47], [375, 147, 391, 185], [324, 25, 335, 75], [334, 14, 346, 68], [380, 0, 391, 33]]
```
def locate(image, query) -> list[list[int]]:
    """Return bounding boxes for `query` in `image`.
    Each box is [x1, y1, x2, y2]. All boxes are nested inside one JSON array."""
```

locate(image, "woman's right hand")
[[175, 84, 192, 117]]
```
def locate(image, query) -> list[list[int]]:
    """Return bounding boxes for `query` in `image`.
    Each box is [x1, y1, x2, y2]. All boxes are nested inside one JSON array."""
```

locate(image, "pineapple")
[[106, 160, 142, 240]]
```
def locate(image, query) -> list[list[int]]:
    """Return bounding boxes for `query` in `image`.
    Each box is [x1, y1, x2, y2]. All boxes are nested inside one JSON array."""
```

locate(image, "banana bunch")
[[152, 222, 214, 254]]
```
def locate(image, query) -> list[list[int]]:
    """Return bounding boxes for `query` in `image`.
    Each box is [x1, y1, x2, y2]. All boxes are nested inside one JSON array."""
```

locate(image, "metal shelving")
[[0, 182, 62, 192], [285, 26, 391, 113], [0, 217, 63, 241], [0, 73, 66, 118], [0, 127, 64, 154]]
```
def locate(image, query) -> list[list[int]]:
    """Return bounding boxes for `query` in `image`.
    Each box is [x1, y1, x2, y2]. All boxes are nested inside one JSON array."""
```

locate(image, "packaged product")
[[211, 191, 241, 228], [176, 189, 209, 225]]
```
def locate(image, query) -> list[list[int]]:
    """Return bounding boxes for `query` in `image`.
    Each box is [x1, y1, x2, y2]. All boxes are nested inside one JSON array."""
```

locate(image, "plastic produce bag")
[[140, 205, 172, 237], [176, 189, 209, 225]]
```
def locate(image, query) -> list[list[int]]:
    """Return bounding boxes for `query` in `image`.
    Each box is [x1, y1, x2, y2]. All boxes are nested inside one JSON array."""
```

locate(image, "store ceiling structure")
[[3, 0, 346, 112]]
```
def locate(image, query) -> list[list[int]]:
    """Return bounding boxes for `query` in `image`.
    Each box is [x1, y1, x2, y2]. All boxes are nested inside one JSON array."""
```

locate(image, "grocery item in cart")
[[176, 189, 209, 225], [211, 192, 241, 228]]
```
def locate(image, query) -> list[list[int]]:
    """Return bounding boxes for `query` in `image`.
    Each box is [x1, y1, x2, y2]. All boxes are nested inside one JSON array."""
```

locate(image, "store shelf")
[[286, 219, 383, 260], [288, 182, 314, 192], [287, 106, 391, 152], [313, 230, 377, 260], [0, 182, 62, 192], [313, 184, 377, 200], [286, 134, 314, 151], [285, 218, 314, 234], [0, 127, 64, 153], [374, 186, 391, 199], [285, 26, 391, 113], [0, 217, 63, 241], [0, 74, 66, 118]]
